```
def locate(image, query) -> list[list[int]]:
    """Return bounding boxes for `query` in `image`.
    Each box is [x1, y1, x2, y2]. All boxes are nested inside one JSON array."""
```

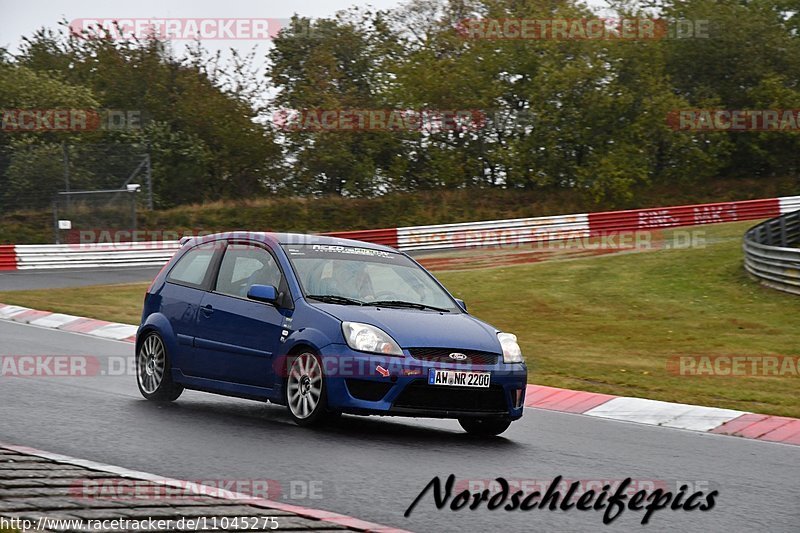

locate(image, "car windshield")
[[282, 244, 460, 312]]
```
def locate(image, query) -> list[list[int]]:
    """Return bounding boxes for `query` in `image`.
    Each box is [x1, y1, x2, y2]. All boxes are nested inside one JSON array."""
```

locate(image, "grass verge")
[[0, 220, 797, 416], [0, 283, 147, 325], [437, 221, 800, 417]]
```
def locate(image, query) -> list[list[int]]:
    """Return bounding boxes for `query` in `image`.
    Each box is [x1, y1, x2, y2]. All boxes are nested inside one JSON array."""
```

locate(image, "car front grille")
[[407, 347, 500, 366], [392, 380, 508, 413]]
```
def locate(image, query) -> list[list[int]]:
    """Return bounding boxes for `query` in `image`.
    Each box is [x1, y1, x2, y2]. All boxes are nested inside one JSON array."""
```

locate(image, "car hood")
[[312, 303, 502, 353]]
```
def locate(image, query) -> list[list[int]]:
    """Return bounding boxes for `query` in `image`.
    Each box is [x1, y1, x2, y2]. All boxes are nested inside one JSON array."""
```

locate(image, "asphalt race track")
[[0, 267, 163, 291], [0, 320, 798, 532]]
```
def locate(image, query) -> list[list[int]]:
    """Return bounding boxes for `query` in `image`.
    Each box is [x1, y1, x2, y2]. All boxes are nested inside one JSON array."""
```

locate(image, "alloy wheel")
[[287, 353, 323, 419], [137, 334, 166, 395]]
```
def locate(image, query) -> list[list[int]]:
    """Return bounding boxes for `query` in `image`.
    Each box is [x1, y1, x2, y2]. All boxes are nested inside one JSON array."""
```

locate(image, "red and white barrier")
[[779, 195, 800, 214], [328, 194, 799, 251], [0, 195, 797, 270], [10, 241, 180, 271], [587, 197, 782, 234], [0, 245, 17, 271], [321, 227, 399, 248], [396, 213, 589, 252]]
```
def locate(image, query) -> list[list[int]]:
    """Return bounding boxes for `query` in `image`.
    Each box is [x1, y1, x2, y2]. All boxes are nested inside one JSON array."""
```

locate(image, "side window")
[[216, 243, 282, 298], [166, 243, 216, 287]]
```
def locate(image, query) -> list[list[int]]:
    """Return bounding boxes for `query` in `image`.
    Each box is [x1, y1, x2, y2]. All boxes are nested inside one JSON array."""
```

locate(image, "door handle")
[[200, 304, 214, 317]]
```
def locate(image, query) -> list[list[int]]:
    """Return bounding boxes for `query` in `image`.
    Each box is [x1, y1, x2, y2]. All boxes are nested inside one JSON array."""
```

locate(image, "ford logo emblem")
[[448, 352, 468, 361]]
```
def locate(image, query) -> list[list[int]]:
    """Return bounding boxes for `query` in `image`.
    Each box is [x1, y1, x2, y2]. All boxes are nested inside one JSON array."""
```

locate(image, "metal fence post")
[[131, 190, 138, 233], [145, 152, 153, 210], [61, 142, 70, 210], [52, 200, 60, 245]]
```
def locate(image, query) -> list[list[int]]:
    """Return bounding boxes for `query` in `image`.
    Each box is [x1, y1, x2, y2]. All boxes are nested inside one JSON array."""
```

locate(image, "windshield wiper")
[[369, 300, 450, 312], [306, 294, 365, 306]]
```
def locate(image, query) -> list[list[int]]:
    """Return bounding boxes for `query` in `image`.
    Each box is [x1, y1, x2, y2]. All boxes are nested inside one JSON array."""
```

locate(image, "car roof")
[[182, 232, 398, 253]]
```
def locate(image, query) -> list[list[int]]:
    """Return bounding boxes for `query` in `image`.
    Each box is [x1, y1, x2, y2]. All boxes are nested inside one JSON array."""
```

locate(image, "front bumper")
[[318, 344, 527, 420]]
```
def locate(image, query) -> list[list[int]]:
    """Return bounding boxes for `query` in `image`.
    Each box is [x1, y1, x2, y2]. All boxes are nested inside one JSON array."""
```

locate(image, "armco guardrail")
[[328, 194, 800, 251], [0, 245, 17, 271], [743, 209, 800, 296], [0, 194, 798, 271], [12, 241, 180, 270], [395, 213, 589, 251], [321, 227, 399, 248]]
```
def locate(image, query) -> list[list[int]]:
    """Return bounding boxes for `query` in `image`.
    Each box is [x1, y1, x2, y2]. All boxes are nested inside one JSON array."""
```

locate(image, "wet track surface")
[[0, 320, 798, 532], [0, 267, 163, 291]]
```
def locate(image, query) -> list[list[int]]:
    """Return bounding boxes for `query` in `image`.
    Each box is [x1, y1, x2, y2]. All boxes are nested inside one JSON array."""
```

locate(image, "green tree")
[[12, 24, 282, 207], [660, 0, 800, 179], [268, 13, 410, 196], [0, 61, 100, 210]]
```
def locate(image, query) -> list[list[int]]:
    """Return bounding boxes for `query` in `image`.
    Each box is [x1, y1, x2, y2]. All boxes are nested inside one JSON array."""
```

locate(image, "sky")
[[0, 0, 406, 60], [0, 0, 610, 104], [1, 0, 611, 54], [0, 0, 419, 109]]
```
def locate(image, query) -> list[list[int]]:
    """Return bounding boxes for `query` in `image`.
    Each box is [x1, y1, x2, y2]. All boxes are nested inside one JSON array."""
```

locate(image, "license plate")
[[428, 368, 491, 388]]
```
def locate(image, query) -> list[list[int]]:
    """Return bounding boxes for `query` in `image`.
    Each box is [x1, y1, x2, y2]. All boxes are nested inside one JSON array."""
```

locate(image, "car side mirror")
[[247, 284, 278, 304], [455, 298, 467, 312]]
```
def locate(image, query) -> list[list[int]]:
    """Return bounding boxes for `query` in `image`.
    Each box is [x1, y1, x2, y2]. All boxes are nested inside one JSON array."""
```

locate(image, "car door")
[[159, 241, 221, 375], [193, 241, 288, 388]]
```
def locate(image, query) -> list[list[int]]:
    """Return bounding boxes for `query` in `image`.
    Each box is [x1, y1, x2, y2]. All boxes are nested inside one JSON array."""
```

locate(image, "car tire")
[[136, 332, 184, 402], [458, 417, 512, 436], [285, 352, 329, 427]]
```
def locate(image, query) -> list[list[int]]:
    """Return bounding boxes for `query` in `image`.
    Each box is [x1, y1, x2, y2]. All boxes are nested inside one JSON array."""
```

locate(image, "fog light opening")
[[514, 388, 525, 408]]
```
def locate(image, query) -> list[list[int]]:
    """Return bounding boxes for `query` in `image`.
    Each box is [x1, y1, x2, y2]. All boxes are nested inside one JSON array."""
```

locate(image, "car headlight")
[[342, 321, 403, 356], [498, 332, 524, 363]]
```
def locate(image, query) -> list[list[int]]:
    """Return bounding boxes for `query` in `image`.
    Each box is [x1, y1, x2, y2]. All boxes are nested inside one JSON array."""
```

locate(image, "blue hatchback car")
[[137, 232, 527, 435]]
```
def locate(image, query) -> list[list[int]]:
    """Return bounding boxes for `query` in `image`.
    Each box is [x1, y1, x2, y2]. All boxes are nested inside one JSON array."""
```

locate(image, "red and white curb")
[[524, 385, 800, 446], [0, 441, 410, 533], [2, 302, 799, 447], [0, 304, 137, 342]]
